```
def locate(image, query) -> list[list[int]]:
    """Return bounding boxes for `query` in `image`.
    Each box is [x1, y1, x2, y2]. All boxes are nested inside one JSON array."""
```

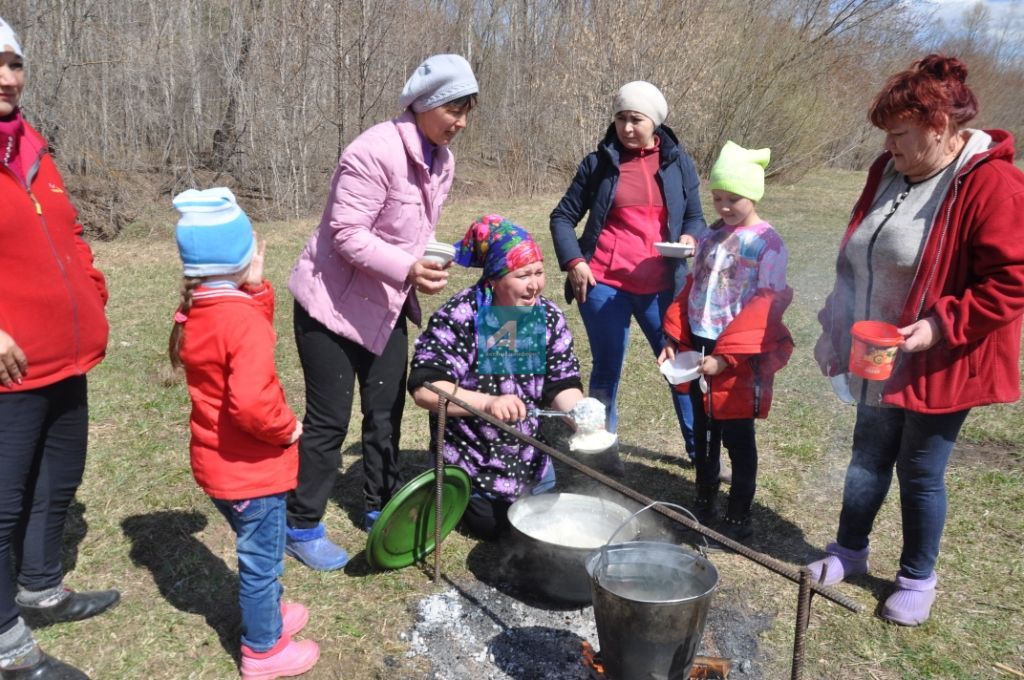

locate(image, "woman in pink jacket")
[[285, 55, 478, 570]]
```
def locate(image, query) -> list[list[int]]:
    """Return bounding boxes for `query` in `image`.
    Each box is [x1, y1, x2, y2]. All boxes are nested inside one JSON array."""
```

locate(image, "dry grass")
[[35, 167, 1024, 678]]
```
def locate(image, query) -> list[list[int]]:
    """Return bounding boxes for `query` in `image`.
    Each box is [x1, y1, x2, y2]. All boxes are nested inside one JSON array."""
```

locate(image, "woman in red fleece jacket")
[[806, 55, 1024, 627], [0, 18, 119, 679], [169, 188, 317, 680]]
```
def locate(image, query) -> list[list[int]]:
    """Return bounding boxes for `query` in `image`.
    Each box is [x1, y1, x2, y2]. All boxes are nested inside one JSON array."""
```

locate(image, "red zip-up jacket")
[[818, 129, 1024, 413], [0, 119, 109, 392], [179, 282, 298, 500], [663, 279, 794, 420]]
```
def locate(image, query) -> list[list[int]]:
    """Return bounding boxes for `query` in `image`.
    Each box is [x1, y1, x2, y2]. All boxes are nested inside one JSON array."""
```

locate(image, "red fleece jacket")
[[0, 118, 109, 392], [818, 129, 1024, 413], [179, 282, 298, 500], [663, 279, 794, 419]]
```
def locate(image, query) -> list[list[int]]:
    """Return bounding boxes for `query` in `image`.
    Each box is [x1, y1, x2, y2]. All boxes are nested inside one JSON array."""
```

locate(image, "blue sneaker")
[[285, 523, 349, 571], [364, 510, 381, 533]]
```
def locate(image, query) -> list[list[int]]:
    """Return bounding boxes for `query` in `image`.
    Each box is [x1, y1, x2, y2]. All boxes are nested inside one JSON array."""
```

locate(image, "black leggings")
[[0, 376, 89, 634], [287, 302, 408, 528], [688, 334, 758, 510]]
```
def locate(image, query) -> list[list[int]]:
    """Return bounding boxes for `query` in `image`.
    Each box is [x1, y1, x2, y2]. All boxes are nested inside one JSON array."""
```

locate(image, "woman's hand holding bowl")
[[408, 258, 449, 294]]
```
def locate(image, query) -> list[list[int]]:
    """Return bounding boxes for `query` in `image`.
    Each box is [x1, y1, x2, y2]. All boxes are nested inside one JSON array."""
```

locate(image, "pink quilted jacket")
[[289, 111, 455, 354]]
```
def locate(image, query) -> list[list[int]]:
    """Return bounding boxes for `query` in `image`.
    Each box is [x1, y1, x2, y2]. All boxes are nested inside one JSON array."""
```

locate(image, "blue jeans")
[[836, 405, 969, 580], [0, 376, 89, 635], [577, 282, 695, 453], [212, 493, 287, 652]]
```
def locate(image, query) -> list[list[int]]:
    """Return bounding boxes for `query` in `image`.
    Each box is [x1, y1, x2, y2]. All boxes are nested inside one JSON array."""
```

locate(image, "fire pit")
[[398, 574, 768, 679]]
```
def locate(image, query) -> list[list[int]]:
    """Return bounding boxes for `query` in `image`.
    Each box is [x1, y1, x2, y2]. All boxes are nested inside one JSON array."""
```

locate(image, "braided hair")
[[168, 277, 203, 370]]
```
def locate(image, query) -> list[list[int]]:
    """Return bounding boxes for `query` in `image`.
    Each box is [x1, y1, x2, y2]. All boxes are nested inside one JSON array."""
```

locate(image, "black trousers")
[[287, 302, 407, 528], [0, 376, 89, 634], [460, 495, 512, 542], [688, 334, 758, 512]]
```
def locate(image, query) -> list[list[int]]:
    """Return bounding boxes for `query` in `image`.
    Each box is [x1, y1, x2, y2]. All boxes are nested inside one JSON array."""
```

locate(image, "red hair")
[[869, 54, 978, 132]]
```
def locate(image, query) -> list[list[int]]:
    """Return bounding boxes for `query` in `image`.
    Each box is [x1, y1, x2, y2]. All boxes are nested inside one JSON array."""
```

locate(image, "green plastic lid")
[[367, 465, 471, 570]]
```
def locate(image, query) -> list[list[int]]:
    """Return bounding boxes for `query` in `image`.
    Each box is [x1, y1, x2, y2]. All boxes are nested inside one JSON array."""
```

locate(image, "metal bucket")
[[584, 502, 719, 680], [507, 492, 638, 604]]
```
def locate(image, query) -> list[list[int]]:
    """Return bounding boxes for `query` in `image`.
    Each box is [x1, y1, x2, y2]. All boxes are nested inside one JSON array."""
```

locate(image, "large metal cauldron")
[[507, 492, 637, 604]]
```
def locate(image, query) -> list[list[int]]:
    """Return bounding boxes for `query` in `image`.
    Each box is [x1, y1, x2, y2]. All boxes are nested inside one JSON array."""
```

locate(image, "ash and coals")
[[399, 577, 766, 679], [400, 584, 597, 679]]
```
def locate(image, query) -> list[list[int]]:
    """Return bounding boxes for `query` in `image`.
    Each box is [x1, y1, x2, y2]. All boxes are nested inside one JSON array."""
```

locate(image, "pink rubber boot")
[[806, 542, 869, 586], [240, 635, 320, 680], [281, 602, 308, 638], [882, 572, 938, 626]]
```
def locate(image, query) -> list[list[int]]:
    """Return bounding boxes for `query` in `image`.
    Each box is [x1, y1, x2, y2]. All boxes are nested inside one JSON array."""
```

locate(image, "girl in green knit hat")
[[659, 141, 794, 545]]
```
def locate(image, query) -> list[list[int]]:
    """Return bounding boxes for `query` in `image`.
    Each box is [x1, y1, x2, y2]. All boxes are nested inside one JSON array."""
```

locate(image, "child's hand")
[[246, 236, 267, 287], [288, 421, 303, 445], [699, 355, 728, 376], [657, 341, 676, 364], [677, 234, 697, 250]]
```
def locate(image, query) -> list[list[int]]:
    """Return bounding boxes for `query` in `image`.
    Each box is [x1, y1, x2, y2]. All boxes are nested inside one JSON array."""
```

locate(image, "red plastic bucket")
[[849, 321, 902, 380]]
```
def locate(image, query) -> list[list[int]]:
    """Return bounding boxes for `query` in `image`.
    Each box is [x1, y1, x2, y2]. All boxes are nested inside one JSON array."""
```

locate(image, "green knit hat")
[[708, 141, 771, 202]]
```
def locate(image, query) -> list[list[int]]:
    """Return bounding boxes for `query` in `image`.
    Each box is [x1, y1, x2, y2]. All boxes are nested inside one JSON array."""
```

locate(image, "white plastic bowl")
[[659, 351, 702, 385], [570, 429, 618, 454], [423, 241, 456, 265], [653, 242, 695, 259]]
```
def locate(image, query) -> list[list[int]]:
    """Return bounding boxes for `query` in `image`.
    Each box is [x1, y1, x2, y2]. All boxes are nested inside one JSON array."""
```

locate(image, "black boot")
[[719, 495, 753, 543], [18, 589, 120, 627], [691, 483, 720, 525], [1, 645, 88, 680]]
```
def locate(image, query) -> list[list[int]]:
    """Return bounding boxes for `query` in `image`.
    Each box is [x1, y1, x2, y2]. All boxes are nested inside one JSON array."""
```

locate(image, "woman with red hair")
[[806, 55, 1024, 625]]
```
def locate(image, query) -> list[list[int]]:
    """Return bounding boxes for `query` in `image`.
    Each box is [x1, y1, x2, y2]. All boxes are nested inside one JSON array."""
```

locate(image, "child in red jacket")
[[169, 188, 319, 680], [659, 142, 793, 544]]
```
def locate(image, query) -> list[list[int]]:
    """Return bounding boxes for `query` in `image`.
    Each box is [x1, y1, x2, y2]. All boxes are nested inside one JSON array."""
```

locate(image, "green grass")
[[34, 167, 1024, 678]]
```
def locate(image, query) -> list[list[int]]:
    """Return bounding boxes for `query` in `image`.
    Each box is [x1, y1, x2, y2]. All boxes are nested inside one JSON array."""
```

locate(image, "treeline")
[[4, 0, 1023, 236]]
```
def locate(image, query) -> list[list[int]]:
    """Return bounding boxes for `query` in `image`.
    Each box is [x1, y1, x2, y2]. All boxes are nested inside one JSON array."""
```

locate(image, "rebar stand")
[[421, 381, 859, 675]]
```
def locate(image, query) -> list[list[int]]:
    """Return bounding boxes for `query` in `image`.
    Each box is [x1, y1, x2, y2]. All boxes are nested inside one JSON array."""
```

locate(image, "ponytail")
[[168, 277, 202, 370]]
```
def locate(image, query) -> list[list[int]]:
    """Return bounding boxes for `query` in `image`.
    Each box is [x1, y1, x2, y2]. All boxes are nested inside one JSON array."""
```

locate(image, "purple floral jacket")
[[408, 285, 583, 500]]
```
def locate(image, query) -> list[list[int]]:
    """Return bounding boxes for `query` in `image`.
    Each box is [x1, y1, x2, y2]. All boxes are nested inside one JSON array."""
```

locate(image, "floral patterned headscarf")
[[454, 214, 543, 282]]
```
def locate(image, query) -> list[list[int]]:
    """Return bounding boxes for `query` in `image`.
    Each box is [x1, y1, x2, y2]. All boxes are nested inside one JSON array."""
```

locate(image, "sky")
[[929, 0, 1023, 28], [924, 0, 1024, 57]]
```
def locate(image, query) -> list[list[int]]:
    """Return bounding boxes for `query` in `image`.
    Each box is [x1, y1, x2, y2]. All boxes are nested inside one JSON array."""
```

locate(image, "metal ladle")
[[530, 408, 570, 418]]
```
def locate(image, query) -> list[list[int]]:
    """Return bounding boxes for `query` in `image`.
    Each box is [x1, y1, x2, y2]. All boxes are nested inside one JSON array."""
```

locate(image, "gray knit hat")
[[399, 54, 478, 112], [613, 81, 668, 126]]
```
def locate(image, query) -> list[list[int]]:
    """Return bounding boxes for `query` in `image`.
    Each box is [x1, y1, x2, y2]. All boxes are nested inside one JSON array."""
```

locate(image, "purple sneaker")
[[882, 572, 937, 626], [807, 542, 869, 586]]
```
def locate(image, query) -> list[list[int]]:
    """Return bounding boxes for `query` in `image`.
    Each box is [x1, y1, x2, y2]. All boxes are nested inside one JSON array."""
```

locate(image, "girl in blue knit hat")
[[169, 188, 318, 679], [659, 142, 794, 545]]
